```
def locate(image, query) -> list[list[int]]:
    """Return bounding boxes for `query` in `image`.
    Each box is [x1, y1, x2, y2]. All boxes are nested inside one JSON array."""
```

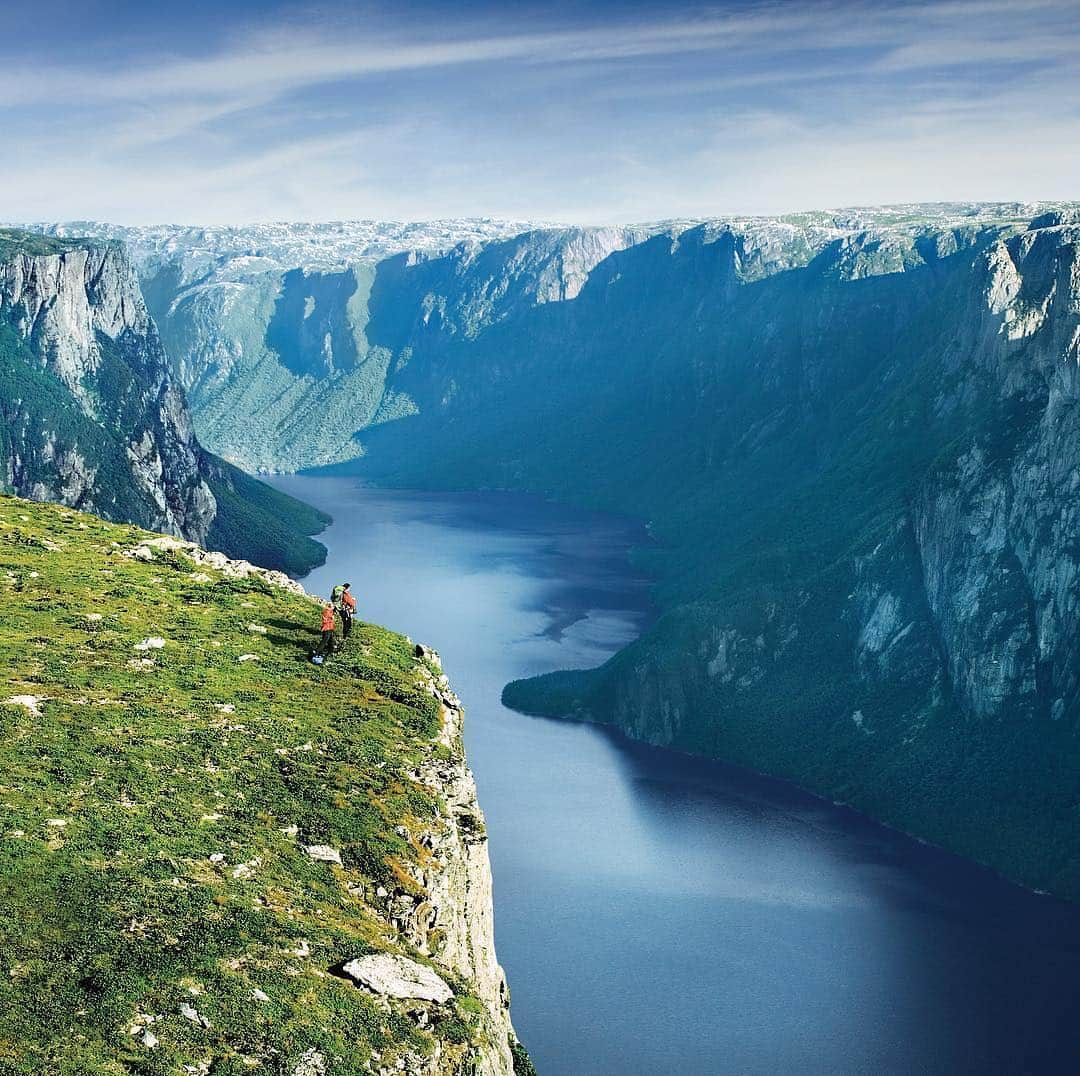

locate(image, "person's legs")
[[341, 609, 352, 639], [320, 629, 335, 655]]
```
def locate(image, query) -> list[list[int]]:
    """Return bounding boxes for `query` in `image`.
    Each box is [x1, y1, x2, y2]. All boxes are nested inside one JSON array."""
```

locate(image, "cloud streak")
[[1, 0, 1077, 223]]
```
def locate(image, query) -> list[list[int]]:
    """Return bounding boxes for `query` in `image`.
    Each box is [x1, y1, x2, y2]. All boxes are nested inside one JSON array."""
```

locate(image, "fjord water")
[[272, 475, 1080, 1076]]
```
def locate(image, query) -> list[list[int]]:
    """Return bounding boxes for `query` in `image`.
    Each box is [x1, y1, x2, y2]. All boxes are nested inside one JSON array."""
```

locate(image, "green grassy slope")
[[0, 495, 510, 1074]]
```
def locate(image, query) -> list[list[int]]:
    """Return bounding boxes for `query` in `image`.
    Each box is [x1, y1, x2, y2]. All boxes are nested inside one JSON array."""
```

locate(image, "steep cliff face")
[[0, 232, 216, 541], [407, 649, 521, 1076], [0, 229, 328, 573], [29, 221, 653, 471], [0, 496, 526, 1075], [913, 219, 1080, 726]]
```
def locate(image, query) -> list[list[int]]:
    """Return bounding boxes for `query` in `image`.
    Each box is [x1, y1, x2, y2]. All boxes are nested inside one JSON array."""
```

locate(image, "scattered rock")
[[179, 1003, 211, 1028], [237, 654, 258, 663], [251, 987, 271, 1003], [134, 637, 165, 651], [414, 643, 441, 668], [214, 703, 236, 714], [5, 695, 43, 717], [122, 537, 311, 598], [141, 1031, 158, 1049], [340, 954, 453, 1004], [290, 1048, 327, 1076], [304, 844, 342, 865], [247, 623, 267, 634]]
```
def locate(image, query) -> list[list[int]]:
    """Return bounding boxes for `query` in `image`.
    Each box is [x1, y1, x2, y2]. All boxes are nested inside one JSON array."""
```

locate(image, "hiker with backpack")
[[340, 584, 356, 640], [331, 582, 356, 642]]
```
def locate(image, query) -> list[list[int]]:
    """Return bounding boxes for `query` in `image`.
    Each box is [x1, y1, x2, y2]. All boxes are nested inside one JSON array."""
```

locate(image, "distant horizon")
[[9, 198, 1078, 232]]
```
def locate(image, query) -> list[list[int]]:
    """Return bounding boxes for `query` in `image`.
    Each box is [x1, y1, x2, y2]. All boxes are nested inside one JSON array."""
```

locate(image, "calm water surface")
[[273, 475, 1080, 1076]]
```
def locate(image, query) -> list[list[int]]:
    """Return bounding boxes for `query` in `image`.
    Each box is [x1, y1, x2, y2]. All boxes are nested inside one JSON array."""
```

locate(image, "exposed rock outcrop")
[[341, 954, 453, 1004], [0, 236, 216, 541], [0, 229, 328, 573], [389, 646, 520, 1076]]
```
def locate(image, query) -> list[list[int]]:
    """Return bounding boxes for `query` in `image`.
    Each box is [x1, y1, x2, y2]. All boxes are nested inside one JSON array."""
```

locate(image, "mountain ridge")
[[21, 202, 1071, 474]]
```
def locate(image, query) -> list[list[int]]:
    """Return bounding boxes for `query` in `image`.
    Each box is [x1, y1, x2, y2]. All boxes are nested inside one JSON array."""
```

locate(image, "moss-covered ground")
[[0, 495, 490, 1074]]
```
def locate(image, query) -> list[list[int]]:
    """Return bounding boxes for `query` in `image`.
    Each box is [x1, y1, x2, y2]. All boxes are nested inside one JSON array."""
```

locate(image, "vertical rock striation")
[[407, 648, 521, 1075], [0, 235, 217, 541], [0, 229, 328, 573]]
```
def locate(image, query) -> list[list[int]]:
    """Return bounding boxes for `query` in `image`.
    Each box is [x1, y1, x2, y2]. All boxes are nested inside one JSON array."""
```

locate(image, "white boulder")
[[340, 954, 452, 1004], [304, 844, 342, 865]]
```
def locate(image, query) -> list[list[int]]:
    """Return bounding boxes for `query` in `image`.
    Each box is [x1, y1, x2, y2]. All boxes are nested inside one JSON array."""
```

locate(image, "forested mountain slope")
[[364, 204, 1080, 898]]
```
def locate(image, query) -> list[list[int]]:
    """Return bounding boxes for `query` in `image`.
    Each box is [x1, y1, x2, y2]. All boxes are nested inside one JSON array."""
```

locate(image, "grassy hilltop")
[[0, 495, 518, 1075]]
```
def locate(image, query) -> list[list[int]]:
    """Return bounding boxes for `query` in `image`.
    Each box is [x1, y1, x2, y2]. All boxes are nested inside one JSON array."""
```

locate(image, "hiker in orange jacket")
[[318, 603, 336, 657]]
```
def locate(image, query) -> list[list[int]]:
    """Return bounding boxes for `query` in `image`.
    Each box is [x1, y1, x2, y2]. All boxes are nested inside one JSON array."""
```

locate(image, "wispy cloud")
[[1, 0, 1077, 223]]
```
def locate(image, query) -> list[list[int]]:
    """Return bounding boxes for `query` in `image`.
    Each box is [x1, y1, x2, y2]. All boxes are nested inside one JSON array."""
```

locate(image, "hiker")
[[331, 582, 356, 642], [340, 584, 356, 640], [314, 602, 336, 662]]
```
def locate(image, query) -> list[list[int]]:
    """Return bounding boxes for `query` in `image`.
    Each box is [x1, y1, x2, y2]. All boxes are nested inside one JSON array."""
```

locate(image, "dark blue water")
[[273, 475, 1080, 1076]]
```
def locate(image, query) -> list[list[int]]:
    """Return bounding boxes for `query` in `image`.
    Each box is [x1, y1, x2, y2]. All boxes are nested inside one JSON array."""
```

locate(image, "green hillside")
[[0, 495, 517, 1074]]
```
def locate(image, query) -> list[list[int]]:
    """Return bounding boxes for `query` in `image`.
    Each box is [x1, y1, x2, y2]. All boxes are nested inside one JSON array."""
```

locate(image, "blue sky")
[[3, 0, 1078, 223]]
